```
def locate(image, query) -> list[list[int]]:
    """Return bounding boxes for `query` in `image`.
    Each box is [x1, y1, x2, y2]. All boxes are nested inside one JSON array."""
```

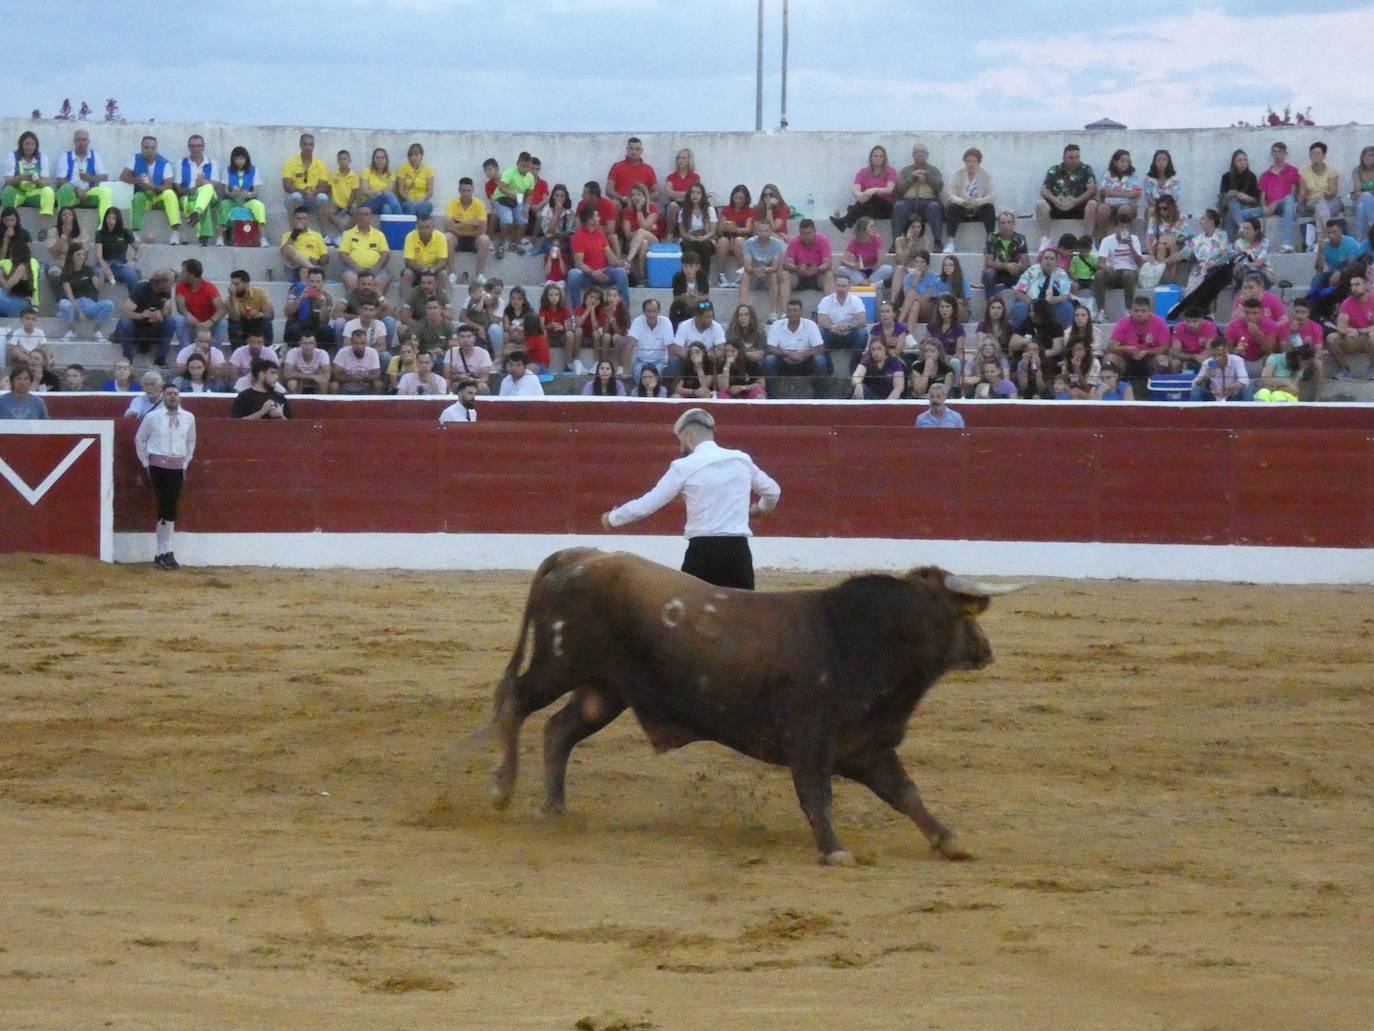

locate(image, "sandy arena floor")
[[1, 554, 1371, 1030]]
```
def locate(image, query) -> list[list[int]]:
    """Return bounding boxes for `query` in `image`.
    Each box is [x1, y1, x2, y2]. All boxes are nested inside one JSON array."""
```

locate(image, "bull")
[[486, 548, 1017, 866]]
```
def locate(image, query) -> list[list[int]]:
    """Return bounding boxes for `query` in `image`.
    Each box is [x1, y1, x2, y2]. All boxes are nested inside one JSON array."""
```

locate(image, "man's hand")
[[600, 512, 613, 530], [749, 501, 769, 518]]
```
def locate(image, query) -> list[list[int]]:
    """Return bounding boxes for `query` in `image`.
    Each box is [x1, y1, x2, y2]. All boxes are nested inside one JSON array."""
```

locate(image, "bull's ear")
[[943, 574, 1025, 615]]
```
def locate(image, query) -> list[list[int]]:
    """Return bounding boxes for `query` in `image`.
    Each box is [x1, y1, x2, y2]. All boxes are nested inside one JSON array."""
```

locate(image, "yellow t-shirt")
[[280, 229, 328, 263], [445, 196, 487, 232], [404, 229, 449, 267], [281, 154, 328, 190], [327, 171, 360, 209], [340, 226, 389, 269], [397, 162, 434, 202], [1299, 164, 1337, 202], [362, 168, 394, 194]]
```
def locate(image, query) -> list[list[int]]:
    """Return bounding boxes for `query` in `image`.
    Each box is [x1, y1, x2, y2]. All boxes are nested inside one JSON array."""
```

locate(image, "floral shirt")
[[1143, 174, 1181, 206], [1182, 229, 1231, 270], [1015, 264, 1073, 299], [984, 230, 1028, 266], [1234, 236, 1270, 269], [1146, 216, 1189, 249], [1043, 162, 1096, 200], [1101, 172, 1141, 197]]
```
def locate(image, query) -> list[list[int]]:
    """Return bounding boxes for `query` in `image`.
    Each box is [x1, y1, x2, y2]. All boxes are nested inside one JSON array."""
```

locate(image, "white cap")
[[673, 408, 715, 436]]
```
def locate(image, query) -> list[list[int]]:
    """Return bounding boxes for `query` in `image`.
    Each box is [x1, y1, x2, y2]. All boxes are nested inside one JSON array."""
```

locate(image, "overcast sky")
[[11, 0, 1373, 133]]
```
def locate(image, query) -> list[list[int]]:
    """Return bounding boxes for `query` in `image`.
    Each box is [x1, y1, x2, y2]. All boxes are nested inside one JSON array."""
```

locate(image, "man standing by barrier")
[[135, 382, 196, 570], [601, 408, 781, 590]]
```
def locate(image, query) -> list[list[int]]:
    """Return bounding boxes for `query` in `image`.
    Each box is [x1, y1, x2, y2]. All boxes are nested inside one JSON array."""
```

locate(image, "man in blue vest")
[[175, 135, 222, 246], [54, 129, 113, 222], [121, 135, 183, 244]]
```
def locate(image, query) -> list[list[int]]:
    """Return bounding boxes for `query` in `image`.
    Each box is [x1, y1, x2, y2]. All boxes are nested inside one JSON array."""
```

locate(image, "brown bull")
[[487, 548, 1014, 865]]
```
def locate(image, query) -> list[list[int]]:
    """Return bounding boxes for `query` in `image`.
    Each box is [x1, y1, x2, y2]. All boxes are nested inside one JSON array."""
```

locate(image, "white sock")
[[155, 520, 171, 553]]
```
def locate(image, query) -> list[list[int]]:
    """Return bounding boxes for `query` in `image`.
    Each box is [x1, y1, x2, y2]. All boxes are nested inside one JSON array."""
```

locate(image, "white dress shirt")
[[767, 316, 823, 354], [439, 399, 477, 423], [628, 314, 674, 365], [499, 372, 545, 397], [135, 405, 197, 469], [608, 439, 781, 538]]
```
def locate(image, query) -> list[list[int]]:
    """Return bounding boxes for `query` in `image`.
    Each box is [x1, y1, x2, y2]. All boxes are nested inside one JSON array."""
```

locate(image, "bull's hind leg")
[[841, 749, 971, 860], [542, 688, 625, 817], [788, 747, 852, 866], [490, 664, 578, 809]]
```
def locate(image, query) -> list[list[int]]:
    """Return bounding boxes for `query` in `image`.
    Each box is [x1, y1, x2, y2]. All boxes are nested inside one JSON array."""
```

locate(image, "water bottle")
[[803, 192, 815, 219]]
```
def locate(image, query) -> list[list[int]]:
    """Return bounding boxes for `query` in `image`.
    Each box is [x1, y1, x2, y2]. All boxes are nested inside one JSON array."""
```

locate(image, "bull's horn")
[[943, 574, 1028, 598]]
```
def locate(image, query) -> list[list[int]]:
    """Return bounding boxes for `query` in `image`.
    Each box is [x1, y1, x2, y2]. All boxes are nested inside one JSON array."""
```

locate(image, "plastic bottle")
[[803, 192, 815, 218]]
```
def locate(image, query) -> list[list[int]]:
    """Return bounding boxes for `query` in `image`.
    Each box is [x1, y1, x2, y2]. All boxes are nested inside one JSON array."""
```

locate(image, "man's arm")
[[134, 413, 153, 466], [602, 463, 686, 527], [749, 461, 781, 514]]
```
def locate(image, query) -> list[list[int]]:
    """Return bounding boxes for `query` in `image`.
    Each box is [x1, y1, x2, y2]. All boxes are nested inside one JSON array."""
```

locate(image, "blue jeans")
[[893, 197, 944, 242], [846, 264, 893, 289], [57, 297, 115, 329], [285, 191, 330, 214], [567, 266, 630, 307], [822, 326, 868, 359], [172, 314, 229, 347], [1010, 300, 1074, 328], [1189, 382, 1253, 402], [1354, 193, 1374, 240], [0, 289, 31, 317], [107, 260, 140, 292], [114, 316, 175, 364], [363, 192, 401, 215], [494, 200, 526, 228], [762, 352, 834, 378], [400, 199, 433, 219]]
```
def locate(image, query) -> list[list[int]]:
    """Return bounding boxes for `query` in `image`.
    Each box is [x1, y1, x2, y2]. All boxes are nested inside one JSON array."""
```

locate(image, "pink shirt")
[[1339, 293, 1374, 330], [786, 234, 832, 270], [333, 345, 380, 375], [1231, 291, 1287, 323], [284, 346, 330, 374], [846, 234, 884, 267], [1110, 314, 1170, 350], [853, 167, 897, 192], [1224, 315, 1280, 361], [228, 344, 278, 376], [1283, 318, 1325, 349], [1258, 164, 1300, 205], [1172, 319, 1218, 355]]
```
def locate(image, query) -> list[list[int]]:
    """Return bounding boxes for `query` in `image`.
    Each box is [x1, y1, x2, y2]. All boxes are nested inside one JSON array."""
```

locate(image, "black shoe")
[[163, 552, 180, 570], [829, 215, 845, 232], [153, 553, 169, 569]]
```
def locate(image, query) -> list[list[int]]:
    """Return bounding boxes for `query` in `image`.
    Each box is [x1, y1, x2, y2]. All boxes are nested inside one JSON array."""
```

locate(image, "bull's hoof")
[[488, 770, 515, 810], [934, 833, 973, 861], [823, 850, 857, 868], [541, 800, 567, 819]]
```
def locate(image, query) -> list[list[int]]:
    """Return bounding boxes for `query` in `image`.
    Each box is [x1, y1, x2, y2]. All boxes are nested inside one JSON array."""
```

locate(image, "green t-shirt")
[[499, 167, 535, 199]]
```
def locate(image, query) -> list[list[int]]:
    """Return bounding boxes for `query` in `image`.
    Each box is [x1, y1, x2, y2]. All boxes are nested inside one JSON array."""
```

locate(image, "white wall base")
[[112, 532, 1374, 586]]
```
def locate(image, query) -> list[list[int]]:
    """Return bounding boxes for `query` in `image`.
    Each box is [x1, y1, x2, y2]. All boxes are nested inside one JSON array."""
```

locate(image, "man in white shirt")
[[762, 299, 831, 393], [673, 299, 726, 355], [55, 128, 113, 219], [397, 351, 448, 395], [439, 378, 480, 422], [499, 351, 545, 397], [1092, 211, 1145, 320], [628, 298, 675, 380], [601, 408, 781, 590], [1189, 338, 1252, 401], [134, 382, 196, 570], [816, 272, 870, 359], [281, 333, 332, 394]]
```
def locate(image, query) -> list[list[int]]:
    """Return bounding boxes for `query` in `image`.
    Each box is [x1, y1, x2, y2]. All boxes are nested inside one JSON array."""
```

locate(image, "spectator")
[[838, 217, 894, 291], [280, 334, 331, 394], [621, 183, 666, 286], [763, 298, 830, 388], [673, 298, 727, 368], [397, 350, 447, 395], [1309, 218, 1362, 303], [396, 143, 435, 219], [400, 214, 449, 295], [1258, 142, 1300, 253], [124, 369, 165, 419], [943, 147, 996, 248], [231, 357, 290, 418], [439, 377, 480, 422], [739, 220, 787, 320], [582, 359, 627, 397], [1282, 296, 1326, 354], [1231, 217, 1273, 288], [981, 209, 1030, 305], [1091, 363, 1134, 401], [1351, 145, 1374, 240], [976, 295, 1015, 359], [755, 183, 790, 237], [1143, 149, 1180, 220], [1095, 148, 1142, 238], [579, 181, 620, 242], [606, 137, 656, 216], [726, 303, 768, 367], [62, 363, 86, 391], [459, 280, 496, 349], [714, 184, 754, 285], [2, 131, 55, 231], [402, 266, 451, 330], [0, 364, 48, 419], [895, 249, 941, 327], [1092, 210, 1146, 321], [1171, 307, 1219, 370], [1327, 271, 1374, 379], [498, 350, 545, 396], [216, 145, 271, 248], [915, 381, 963, 427], [102, 357, 137, 393], [445, 176, 493, 286], [444, 325, 494, 392], [173, 351, 218, 394], [172, 134, 220, 246], [891, 143, 945, 248], [1218, 148, 1263, 235], [280, 206, 329, 282], [538, 182, 576, 258], [340, 300, 391, 358], [493, 152, 536, 257], [227, 332, 278, 388], [538, 283, 576, 364], [43, 206, 82, 285], [224, 269, 276, 345], [673, 340, 715, 399], [359, 147, 401, 216], [632, 363, 668, 398], [716, 339, 765, 400], [331, 329, 383, 394], [906, 338, 954, 398], [1063, 336, 1101, 399], [967, 356, 1018, 399], [174, 325, 229, 382], [1258, 343, 1321, 401], [1035, 143, 1098, 252], [480, 158, 501, 221], [95, 207, 141, 292], [663, 149, 700, 237], [568, 205, 630, 308], [934, 254, 971, 321], [1011, 247, 1075, 327], [833, 145, 897, 232], [524, 157, 550, 239], [284, 267, 336, 346], [1014, 341, 1052, 399], [781, 218, 834, 310], [280, 133, 331, 234], [668, 250, 710, 329], [1298, 141, 1343, 242], [893, 214, 929, 268], [817, 272, 870, 359], [600, 285, 633, 374], [54, 129, 113, 221], [677, 182, 717, 275], [413, 297, 458, 362], [0, 205, 31, 264], [926, 293, 965, 368], [0, 238, 39, 317], [868, 299, 911, 358], [1179, 208, 1232, 295], [339, 204, 391, 293], [1190, 337, 1252, 401], [1224, 296, 1281, 364], [1108, 294, 1172, 378], [629, 297, 675, 380], [1146, 194, 1190, 287], [57, 244, 113, 342], [25, 349, 60, 393], [323, 148, 359, 245], [850, 336, 904, 400], [503, 293, 548, 373], [1230, 273, 1288, 322], [114, 269, 176, 365], [173, 258, 227, 348], [574, 285, 610, 374]]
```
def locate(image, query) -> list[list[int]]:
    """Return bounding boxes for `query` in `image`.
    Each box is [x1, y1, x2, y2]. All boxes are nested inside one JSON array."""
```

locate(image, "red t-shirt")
[[540, 304, 572, 333], [575, 303, 610, 338], [571, 227, 610, 270], [665, 171, 700, 195], [483, 177, 497, 201], [622, 205, 665, 239], [545, 251, 569, 282], [719, 204, 755, 232], [175, 280, 220, 323], [608, 159, 657, 198], [521, 328, 550, 366], [529, 178, 550, 206], [755, 202, 791, 232]]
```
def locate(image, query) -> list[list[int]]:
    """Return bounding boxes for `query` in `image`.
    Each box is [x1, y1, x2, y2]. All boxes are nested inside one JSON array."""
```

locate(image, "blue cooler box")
[[1147, 373, 1195, 401], [1153, 284, 1182, 319], [380, 214, 417, 251], [646, 243, 682, 288], [851, 285, 877, 321]]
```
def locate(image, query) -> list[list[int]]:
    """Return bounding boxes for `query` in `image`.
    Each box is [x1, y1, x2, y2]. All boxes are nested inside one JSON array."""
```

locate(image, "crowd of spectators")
[[3, 129, 1374, 415]]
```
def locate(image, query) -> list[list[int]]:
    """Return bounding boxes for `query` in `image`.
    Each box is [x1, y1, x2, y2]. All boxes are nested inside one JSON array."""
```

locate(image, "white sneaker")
[[447, 272, 459, 286], [475, 273, 487, 285], [718, 272, 729, 287], [1280, 244, 1295, 254], [258, 236, 271, 248], [517, 238, 532, 255], [93, 330, 106, 342], [62, 329, 76, 340], [942, 240, 956, 254], [169, 231, 182, 245], [572, 359, 585, 375]]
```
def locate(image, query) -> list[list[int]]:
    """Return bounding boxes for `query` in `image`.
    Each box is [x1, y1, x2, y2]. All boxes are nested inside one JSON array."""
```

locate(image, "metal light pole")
[[755, 0, 764, 131], [779, 0, 789, 130]]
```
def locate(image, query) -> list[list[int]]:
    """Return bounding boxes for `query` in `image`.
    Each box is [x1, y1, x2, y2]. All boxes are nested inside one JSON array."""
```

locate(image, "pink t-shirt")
[[1231, 291, 1287, 322], [787, 234, 832, 270], [228, 344, 278, 376], [1172, 319, 1218, 355], [283, 346, 330, 374], [1224, 315, 1280, 361], [1258, 164, 1300, 205], [1283, 318, 1325, 349], [853, 167, 897, 192], [1110, 314, 1171, 350], [1339, 293, 1374, 330], [333, 345, 380, 375], [846, 234, 884, 267]]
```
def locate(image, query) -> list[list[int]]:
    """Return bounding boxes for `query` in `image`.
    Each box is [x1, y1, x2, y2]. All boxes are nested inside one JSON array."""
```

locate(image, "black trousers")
[[682, 536, 755, 590], [149, 466, 184, 523]]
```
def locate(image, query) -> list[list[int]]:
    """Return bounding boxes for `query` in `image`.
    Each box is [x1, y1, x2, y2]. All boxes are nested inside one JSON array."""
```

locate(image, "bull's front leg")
[[842, 749, 971, 860], [789, 747, 852, 867]]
